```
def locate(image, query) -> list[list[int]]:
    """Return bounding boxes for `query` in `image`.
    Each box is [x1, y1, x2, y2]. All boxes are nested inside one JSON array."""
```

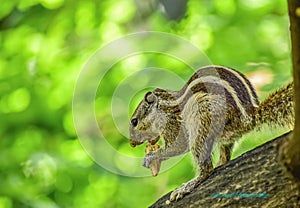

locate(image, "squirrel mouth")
[[130, 136, 160, 148]]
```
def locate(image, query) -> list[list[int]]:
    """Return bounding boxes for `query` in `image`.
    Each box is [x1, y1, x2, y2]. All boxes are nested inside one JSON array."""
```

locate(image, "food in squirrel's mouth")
[[130, 136, 160, 147], [145, 143, 161, 176]]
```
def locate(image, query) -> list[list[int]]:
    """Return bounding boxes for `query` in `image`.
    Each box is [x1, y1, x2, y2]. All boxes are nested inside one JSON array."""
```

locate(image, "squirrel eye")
[[131, 118, 138, 127]]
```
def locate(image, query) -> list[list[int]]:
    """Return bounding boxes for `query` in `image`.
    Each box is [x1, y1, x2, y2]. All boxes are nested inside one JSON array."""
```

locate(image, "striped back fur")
[[154, 65, 259, 120]]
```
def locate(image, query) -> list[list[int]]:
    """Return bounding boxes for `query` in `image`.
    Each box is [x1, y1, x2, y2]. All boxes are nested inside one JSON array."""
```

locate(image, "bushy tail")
[[254, 82, 294, 129]]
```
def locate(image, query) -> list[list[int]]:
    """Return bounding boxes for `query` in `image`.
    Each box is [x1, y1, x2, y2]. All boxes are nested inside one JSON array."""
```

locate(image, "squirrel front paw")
[[142, 152, 159, 168]]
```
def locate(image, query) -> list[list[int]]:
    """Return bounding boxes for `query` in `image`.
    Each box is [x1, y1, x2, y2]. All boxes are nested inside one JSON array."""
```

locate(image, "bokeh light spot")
[[8, 88, 31, 113], [104, 0, 135, 23], [41, 0, 64, 9]]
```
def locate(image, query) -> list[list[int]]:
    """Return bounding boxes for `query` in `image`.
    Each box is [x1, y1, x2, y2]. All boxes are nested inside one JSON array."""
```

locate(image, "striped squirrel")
[[129, 65, 294, 201]]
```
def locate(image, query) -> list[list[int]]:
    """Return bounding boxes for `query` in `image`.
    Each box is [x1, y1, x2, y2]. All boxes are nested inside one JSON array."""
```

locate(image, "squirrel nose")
[[131, 118, 138, 127]]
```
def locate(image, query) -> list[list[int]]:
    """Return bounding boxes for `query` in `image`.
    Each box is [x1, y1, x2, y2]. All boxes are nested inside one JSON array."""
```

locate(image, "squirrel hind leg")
[[217, 142, 234, 167]]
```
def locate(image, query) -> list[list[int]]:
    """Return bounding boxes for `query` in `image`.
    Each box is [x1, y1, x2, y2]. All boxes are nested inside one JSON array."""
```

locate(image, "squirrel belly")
[[129, 65, 294, 201]]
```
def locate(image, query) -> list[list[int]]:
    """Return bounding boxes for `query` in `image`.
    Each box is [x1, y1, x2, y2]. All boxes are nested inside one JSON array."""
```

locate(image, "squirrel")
[[129, 65, 294, 201]]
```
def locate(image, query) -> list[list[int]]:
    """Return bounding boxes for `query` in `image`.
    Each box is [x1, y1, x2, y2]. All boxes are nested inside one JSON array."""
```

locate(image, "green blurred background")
[[0, 0, 293, 207]]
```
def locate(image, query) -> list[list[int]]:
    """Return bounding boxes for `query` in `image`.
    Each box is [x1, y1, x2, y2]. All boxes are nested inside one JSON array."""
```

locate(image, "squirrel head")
[[129, 90, 168, 147]]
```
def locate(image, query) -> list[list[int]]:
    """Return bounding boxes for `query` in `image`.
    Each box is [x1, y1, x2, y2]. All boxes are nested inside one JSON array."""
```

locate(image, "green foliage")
[[0, 0, 291, 207]]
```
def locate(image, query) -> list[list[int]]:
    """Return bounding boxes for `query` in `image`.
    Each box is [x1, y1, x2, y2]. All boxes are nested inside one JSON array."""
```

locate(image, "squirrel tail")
[[254, 82, 294, 129]]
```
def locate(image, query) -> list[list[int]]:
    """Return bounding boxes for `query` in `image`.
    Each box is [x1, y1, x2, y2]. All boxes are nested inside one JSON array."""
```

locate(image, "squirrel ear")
[[145, 92, 157, 104]]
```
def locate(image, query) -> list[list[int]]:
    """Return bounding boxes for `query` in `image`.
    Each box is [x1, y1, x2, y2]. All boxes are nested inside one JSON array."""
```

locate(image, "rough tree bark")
[[150, 132, 300, 208], [150, 0, 300, 207]]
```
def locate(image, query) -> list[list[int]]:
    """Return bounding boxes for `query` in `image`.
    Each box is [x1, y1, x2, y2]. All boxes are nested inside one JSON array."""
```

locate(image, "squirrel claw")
[[169, 178, 200, 202], [169, 185, 191, 202]]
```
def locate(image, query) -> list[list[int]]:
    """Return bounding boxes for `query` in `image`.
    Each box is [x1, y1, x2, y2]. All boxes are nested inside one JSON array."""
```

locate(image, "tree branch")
[[150, 132, 300, 208]]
